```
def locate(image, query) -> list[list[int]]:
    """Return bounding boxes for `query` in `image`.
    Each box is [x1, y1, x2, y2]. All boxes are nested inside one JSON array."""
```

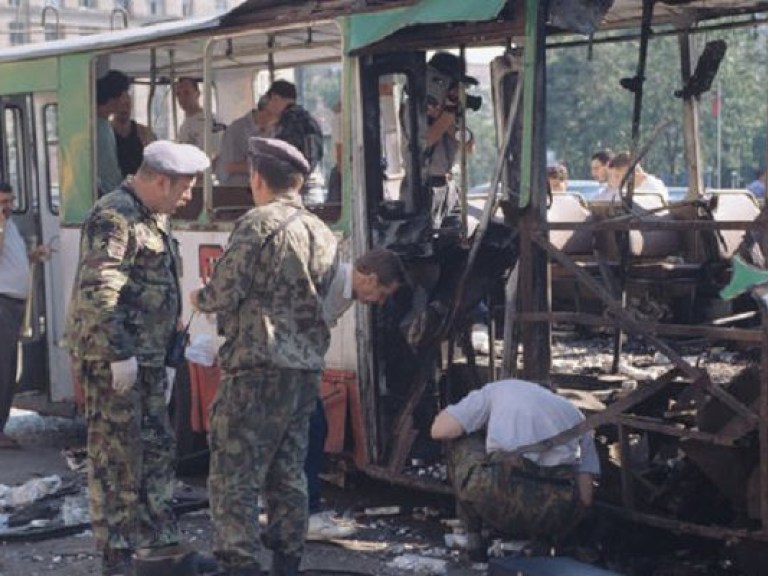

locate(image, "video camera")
[[425, 64, 482, 113]]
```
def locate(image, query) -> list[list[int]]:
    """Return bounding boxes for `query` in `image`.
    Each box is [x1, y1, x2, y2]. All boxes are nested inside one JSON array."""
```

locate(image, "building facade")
[[0, 0, 229, 47]]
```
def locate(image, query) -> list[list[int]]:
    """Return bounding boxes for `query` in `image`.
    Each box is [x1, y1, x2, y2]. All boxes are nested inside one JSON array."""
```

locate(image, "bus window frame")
[[42, 103, 60, 215], [3, 105, 28, 213]]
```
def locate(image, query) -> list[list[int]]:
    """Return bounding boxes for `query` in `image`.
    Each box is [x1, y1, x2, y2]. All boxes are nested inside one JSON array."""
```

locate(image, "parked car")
[[567, 180, 602, 200]]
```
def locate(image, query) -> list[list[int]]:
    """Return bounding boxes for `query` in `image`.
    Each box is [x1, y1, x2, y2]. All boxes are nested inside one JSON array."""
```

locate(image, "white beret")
[[142, 140, 210, 176]]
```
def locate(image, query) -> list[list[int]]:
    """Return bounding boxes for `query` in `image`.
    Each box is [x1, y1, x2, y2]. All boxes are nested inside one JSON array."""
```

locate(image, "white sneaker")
[[306, 511, 357, 541]]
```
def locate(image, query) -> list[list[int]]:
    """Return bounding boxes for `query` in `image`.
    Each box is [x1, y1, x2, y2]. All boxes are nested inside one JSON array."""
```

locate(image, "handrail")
[[41, 5, 60, 39], [110, 7, 129, 31]]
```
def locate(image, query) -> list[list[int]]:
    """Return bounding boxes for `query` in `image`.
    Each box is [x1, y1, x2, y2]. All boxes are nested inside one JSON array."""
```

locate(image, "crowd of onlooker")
[[547, 148, 766, 204]]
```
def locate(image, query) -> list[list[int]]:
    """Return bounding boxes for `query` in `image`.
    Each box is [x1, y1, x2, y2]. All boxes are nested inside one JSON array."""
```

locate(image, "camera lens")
[[465, 95, 482, 111]]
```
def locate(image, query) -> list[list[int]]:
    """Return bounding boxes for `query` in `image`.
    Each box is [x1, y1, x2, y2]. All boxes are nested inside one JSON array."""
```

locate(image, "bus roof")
[[347, 0, 768, 53], [0, 15, 223, 64]]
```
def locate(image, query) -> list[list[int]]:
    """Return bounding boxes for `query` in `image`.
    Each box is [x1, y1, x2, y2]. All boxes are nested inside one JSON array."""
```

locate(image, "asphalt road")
[[0, 409, 481, 576]]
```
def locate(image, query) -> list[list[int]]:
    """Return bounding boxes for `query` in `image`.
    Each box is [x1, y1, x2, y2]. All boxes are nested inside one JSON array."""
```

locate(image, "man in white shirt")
[[175, 77, 225, 156], [0, 182, 50, 449], [594, 151, 668, 203], [306, 248, 405, 540], [431, 379, 600, 560]]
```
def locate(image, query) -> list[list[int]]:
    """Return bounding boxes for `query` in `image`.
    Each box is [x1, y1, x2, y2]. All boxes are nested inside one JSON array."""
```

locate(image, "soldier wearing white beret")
[[65, 140, 210, 575], [142, 140, 211, 178]]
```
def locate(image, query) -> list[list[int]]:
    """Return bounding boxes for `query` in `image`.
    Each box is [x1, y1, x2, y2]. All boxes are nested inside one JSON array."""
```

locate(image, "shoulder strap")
[[244, 207, 304, 298], [264, 207, 303, 245]]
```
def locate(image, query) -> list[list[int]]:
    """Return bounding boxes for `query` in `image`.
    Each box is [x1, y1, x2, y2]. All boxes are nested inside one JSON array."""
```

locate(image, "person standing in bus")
[[112, 91, 155, 178], [96, 70, 132, 197], [0, 182, 50, 450], [190, 137, 337, 576], [65, 141, 210, 576], [215, 95, 275, 186], [175, 76, 226, 156], [264, 80, 324, 175]]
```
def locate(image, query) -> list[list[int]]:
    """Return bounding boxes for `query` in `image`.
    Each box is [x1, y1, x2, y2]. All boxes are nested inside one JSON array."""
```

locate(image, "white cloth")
[[322, 262, 353, 327], [446, 380, 600, 474], [215, 111, 269, 186], [178, 109, 224, 154], [110, 356, 138, 393], [0, 219, 30, 300], [185, 333, 221, 367], [638, 174, 668, 200]]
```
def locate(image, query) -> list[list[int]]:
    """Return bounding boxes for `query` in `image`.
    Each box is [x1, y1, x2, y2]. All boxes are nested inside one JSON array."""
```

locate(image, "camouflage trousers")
[[449, 434, 581, 541], [76, 360, 178, 557], [208, 367, 319, 568]]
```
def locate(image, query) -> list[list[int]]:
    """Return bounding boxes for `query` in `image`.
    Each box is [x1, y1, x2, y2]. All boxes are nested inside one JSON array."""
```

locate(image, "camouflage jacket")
[[65, 185, 181, 366], [195, 192, 337, 372], [274, 104, 324, 173]]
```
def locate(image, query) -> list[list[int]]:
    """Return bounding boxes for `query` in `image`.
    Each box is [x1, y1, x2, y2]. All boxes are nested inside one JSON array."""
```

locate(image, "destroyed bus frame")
[[1, 0, 768, 554], [346, 0, 768, 555]]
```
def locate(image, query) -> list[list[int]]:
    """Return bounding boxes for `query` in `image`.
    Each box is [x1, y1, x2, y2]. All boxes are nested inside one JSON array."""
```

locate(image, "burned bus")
[[1, 0, 767, 566]]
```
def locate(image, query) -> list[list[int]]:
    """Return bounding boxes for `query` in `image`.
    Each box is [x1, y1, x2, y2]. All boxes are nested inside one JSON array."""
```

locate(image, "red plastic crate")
[[188, 362, 220, 433]]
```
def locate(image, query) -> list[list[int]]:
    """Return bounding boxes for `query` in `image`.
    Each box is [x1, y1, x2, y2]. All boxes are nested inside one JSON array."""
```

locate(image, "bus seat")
[[547, 193, 601, 314], [708, 189, 761, 259], [548, 192, 593, 255], [628, 192, 680, 258]]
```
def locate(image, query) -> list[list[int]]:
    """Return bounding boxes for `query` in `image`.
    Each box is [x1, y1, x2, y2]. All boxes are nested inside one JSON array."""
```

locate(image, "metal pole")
[[611, 0, 655, 373], [717, 81, 722, 188]]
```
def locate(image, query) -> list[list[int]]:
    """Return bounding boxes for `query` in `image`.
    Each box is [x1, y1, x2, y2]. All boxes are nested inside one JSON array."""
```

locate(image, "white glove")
[[165, 367, 177, 406], [110, 357, 138, 393]]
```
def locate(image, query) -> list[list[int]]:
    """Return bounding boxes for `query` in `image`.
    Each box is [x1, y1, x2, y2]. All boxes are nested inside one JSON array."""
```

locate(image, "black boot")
[[269, 552, 300, 576], [102, 548, 133, 576], [133, 543, 200, 576]]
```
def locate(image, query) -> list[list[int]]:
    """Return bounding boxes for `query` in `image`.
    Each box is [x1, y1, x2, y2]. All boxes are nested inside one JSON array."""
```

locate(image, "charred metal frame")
[[514, 0, 768, 546], [349, 0, 768, 549]]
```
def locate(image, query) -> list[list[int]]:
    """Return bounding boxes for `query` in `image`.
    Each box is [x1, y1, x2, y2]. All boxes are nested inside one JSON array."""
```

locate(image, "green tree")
[[545, 26, 767, 188]]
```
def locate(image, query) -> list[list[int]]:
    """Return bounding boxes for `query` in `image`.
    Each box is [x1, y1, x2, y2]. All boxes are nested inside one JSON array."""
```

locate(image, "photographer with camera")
[[424, 52, 482, 189]]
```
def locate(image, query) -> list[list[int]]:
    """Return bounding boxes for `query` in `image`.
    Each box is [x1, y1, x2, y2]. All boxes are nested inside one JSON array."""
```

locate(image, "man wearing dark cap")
[[423, 52, 478, 189], [190, 137, 337, 576], [265, 79, 324, 174], [96, 69, 132, 196], [66, 141, 210, 576]]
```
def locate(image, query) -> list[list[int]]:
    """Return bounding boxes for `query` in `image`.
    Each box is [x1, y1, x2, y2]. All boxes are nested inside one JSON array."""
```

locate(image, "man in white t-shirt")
[[175, 77, 225, 156], [0, 182, 50, 449], [594, 151, 668, 203], [431, 379, 600, 559]]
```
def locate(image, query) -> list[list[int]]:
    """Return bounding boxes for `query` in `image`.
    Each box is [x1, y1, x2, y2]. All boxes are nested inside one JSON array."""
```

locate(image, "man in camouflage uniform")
[[190, 137, 337, 576], [431, 379, 600, 561], [66, 141, 210, 576]]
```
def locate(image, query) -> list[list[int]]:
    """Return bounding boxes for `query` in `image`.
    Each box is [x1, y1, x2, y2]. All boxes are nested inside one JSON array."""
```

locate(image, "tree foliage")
[[545, 26, 768, 186]]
